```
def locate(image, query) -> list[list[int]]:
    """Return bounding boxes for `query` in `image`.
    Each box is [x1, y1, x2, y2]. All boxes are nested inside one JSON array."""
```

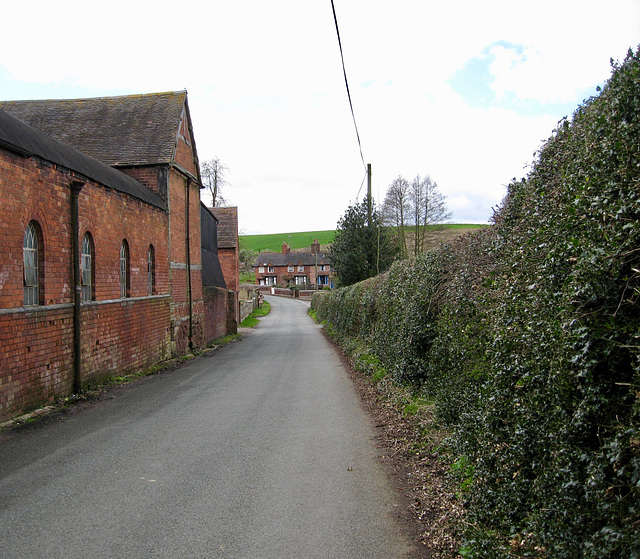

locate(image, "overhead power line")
[[330, 0, 367, 172], [355, 168, 368, 200]]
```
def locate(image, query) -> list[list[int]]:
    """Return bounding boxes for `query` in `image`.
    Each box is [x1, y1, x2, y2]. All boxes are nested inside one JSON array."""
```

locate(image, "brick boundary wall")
[[203, 286, 231, 343], [0, 296, 172, 422], [256, 286, 317, 301]]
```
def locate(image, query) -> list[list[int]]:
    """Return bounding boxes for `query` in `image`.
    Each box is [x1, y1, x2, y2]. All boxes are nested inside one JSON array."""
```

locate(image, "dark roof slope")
[[209, 207, 238, 249], [0, 109, 167, 210], [200, 204, 226, 288], [254, 251, 330, 267], [0, 91, 187, 167]]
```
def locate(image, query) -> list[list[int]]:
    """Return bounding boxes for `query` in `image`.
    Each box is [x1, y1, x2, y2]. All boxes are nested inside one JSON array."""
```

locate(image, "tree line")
[[329, 174, 451, 286]]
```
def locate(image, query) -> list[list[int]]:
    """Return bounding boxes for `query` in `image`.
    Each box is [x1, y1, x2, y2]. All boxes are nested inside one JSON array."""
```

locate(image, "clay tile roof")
[[0, 91, 187, 167], [209, 207, 238, 249], [0, 109, 167, 210]]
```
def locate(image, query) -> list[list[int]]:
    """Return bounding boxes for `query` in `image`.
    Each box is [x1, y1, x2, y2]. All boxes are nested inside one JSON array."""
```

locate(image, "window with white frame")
[[297, 264, 304, 272], [287, 264, 294, 272], [258, 266, 265, 273], [268, 266, 274, 273]]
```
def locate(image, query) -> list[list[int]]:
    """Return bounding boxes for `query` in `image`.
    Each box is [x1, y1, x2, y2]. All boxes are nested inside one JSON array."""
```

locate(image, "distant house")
[[254, 240, 333, 289]]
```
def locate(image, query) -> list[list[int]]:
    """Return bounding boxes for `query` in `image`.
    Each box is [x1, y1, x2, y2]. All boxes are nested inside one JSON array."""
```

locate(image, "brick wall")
[[0, 306, 74, 417], [218, 247, 239, 293], [167, 169, 204, 354], [0, 148, 174, 421], [203, 286, 230, 343], [81, 297, 171, 383]]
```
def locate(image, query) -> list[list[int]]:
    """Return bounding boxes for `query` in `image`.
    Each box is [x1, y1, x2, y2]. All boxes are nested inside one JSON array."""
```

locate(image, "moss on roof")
[[0, 91, 187, 167]]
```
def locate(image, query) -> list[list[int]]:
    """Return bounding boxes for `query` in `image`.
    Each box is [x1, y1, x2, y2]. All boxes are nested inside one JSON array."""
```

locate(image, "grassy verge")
[[240, 300, 271, 327]]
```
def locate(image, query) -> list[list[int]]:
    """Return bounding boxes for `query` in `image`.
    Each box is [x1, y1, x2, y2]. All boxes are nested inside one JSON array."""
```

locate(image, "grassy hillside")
[[240, 230, 335, 253], [241, 224, 486, 253]]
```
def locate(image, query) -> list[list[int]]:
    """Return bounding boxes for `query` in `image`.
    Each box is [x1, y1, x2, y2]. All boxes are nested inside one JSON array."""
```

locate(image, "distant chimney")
[[282, 242, 290, 254], [311, 239, 320, 254]]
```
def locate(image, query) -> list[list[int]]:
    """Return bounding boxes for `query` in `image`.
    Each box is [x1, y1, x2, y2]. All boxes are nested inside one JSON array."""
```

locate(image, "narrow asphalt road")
[[0, 295, 415, 558]]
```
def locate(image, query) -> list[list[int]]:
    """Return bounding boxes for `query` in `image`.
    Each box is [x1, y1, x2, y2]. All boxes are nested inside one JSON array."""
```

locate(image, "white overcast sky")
[[1, 1, 638, 234]]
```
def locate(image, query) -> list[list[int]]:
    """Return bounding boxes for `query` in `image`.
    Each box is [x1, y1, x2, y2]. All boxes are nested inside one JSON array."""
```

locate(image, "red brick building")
[[0, 92, 232, 422], [209, 207, 239, 320], [254, 240, 333, 288]]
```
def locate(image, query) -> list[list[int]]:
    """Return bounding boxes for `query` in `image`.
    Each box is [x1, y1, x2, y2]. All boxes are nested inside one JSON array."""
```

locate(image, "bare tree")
[[381, 175, 411, 257], [409, 174, 451, 255], [200, 158, 229, 207]]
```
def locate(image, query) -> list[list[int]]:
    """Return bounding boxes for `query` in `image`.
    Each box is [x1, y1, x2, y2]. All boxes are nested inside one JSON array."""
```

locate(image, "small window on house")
[[81, 232, 94, 301], [268, 266, 274, 273], [297, 264, 304, 272], [120, 240, 130, 298], [23, 221, 43, 306], [258, 266, 265, 274], [147, 245, 156, 295], [287, 264, 294, 272]]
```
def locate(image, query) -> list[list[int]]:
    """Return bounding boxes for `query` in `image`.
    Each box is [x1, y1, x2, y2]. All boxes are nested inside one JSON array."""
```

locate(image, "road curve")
[[0, 295, 414, 558]]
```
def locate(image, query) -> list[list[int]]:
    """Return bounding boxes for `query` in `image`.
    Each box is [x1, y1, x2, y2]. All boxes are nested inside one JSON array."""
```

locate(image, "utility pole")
[[367, 163, 372, 225]]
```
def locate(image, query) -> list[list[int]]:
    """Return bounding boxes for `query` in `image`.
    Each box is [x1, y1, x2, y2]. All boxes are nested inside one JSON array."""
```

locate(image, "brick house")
[[209, 207, 240, 321], [0, 91, 231, 422], [254, 240, 333, 288]]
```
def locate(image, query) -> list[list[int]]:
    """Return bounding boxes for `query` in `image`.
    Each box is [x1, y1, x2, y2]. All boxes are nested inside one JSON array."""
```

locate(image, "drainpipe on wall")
[[185, 178, 193, 350], [70, 180, 85, 393]]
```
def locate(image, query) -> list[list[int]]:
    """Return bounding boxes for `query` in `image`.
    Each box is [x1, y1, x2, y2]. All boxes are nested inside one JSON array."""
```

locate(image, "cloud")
[[0, 0, 639, 234]]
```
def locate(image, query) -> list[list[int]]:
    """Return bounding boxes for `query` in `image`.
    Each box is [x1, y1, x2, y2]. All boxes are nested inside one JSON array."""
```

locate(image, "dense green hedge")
[[312, 48, 640, 557]]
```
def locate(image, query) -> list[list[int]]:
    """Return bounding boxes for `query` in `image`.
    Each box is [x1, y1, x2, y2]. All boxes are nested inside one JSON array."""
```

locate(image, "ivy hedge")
[[312, 48, 640, 557]]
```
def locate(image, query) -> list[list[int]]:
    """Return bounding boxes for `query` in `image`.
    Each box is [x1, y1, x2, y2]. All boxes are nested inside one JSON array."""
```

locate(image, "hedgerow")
[[312, 47, 640, 557]]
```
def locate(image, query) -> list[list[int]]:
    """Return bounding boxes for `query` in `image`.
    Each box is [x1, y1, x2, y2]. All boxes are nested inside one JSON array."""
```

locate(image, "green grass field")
[[240, 224, 486, 253], [240, 230, 336, 253]]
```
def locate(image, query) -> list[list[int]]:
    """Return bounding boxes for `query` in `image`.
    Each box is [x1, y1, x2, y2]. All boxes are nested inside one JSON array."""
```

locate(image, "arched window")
[[81, 232, 94, 301], [147, 245, 156, 296], [120, 240, 130, 298], [23, 221, 43, 306]]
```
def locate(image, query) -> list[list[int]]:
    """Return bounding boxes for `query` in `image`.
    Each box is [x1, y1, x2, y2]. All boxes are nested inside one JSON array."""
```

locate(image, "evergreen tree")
[[329, 196, 400, 286]]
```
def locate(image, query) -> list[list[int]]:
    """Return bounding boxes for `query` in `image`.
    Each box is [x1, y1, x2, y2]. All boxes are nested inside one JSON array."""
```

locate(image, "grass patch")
[[240, 300, 271, 327]]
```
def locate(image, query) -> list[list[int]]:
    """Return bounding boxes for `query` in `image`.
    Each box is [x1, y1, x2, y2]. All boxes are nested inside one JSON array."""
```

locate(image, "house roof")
[[0, 109, 168, 211], [209, 207, 238, 249], [254, 251, 330, 267], [0, 91, 188, 168]]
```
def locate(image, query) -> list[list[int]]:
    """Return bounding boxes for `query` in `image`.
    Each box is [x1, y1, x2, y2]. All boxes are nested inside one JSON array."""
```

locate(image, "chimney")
[[282, 242, 290, 254], [311, 239, 320, 255]]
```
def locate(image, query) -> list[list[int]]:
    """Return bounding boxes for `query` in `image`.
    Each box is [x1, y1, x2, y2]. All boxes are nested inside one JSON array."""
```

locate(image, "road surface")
[[0, 295, 415, 558]]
